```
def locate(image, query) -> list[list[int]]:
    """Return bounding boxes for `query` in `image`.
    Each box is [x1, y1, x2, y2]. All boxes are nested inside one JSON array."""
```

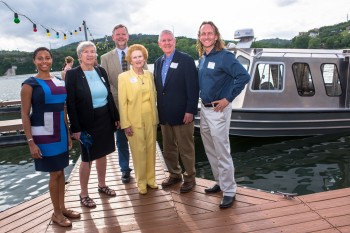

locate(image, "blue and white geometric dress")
[[22, 76, 69, 172]]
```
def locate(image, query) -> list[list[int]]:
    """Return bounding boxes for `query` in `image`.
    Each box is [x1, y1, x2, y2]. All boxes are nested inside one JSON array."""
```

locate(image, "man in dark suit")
[[154, 30, 199, 193]]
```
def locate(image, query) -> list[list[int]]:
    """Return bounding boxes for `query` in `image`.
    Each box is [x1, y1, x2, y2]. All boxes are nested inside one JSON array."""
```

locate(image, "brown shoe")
[[161, 177, 182, 188], [63, 209, 81, 218], [51, 213, 72, 227], [180, 180, 196, 193]]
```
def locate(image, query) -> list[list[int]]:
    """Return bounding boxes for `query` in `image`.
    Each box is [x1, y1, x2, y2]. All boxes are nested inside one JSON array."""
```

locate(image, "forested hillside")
[[1, 20, 350, 75]]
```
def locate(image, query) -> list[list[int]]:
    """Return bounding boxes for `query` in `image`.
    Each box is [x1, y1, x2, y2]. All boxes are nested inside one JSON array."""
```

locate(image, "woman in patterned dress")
[[21, 47, 80, 227]]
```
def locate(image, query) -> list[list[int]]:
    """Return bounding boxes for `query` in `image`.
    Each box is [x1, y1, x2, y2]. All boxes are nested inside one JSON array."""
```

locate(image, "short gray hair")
[[76, 41, 96, 58], [158, 30, 175, 42]]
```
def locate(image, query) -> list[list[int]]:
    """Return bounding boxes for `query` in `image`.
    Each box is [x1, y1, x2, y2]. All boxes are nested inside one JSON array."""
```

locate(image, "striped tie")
[[121, 51, 127, 71]]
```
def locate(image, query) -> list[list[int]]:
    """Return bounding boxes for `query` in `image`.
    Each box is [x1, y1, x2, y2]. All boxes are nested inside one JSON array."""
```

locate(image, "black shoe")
[[204, 184, 221, 193], [121, 171, 130, 184], [219, 195, 235, 209]]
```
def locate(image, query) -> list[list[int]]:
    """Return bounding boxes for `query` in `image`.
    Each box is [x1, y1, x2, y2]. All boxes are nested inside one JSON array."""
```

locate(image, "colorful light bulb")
[[56, 32, 59, 38], [14, 13, 20, 24], [33, 24, 37, 32]]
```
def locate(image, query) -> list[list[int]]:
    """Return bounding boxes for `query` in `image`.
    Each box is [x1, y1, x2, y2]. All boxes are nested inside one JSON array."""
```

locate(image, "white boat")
[[194, 29, 350, 137]]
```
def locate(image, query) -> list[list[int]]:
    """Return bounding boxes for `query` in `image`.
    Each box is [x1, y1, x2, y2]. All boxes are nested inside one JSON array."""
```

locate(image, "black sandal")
[[98, 185, 116, 196], [79, 194, 96, 208]]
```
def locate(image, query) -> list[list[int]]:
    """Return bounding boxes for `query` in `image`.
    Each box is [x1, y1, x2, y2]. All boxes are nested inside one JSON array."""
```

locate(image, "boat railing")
[[250, 48, 348, 59], [0, 100, 21, 108]]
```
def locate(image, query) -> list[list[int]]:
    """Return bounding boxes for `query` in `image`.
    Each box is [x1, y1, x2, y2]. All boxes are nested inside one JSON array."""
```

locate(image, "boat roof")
[[236, 48, 350, 59]]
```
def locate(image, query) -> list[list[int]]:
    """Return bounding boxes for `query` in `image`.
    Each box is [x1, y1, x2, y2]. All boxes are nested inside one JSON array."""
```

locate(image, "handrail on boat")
[[247, 48, 347, 59], [0, 100, 21, 107]]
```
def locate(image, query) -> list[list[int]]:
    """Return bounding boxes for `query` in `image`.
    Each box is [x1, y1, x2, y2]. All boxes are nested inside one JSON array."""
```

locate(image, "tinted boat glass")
[[321, 63, 342, 96], [237, 55, 250, 71], [251, 63, 284, 91], [292, 63, 315, 96]]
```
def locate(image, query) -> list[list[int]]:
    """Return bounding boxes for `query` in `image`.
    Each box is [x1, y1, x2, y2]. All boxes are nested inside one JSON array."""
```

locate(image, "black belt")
[[203, 102, 218, 107]]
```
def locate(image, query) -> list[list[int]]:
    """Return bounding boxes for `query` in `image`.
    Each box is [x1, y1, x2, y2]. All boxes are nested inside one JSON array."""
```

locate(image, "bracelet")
[[27, 138, 33, 142]]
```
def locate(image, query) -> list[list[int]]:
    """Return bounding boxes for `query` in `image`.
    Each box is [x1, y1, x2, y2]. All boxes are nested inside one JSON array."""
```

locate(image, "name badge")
[[130, 77, 137, 83], [170, 62, 178, 69], [208, 62, 215, 69]]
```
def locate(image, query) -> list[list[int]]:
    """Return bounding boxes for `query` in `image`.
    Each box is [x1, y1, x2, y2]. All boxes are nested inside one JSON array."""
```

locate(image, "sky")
[[0, 0, 349, 52]]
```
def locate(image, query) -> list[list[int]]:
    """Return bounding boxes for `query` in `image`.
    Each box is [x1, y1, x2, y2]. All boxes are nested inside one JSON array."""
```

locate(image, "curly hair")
[[125, 44, 148, 63], [196, 21, 225, 57]]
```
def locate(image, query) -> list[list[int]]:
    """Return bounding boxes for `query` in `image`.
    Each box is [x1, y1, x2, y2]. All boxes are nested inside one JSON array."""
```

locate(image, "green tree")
[[291, 35, 310, 48], [308, 37, 321, 48]]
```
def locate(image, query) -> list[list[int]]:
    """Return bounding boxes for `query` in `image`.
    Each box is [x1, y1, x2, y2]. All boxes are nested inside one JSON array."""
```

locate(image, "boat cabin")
[[196, 48, 350, 137]]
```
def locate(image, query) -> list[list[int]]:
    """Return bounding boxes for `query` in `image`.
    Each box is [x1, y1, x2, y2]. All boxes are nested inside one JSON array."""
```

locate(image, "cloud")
[[275, 0, 298, 7], [0, 0, 349, 51]]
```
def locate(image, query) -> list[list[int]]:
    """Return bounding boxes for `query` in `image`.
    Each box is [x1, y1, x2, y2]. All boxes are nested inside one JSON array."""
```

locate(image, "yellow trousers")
[[127, 102, 157, 191]]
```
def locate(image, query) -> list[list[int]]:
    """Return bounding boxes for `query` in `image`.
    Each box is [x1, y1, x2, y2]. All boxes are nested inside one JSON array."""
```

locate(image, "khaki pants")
[[200, 102, 237, 197], [161, 122, 196, 182]]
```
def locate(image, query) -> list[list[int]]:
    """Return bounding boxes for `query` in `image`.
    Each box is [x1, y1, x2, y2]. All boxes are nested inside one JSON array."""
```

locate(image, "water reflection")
[[194, 133, 350, 195], [0, 141, 80, 211], [1, 131, 350, 212]]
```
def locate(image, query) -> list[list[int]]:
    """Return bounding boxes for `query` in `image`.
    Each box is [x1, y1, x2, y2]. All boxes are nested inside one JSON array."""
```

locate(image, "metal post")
[[83, 20, 88, 41], [105, 35, 109, 52]]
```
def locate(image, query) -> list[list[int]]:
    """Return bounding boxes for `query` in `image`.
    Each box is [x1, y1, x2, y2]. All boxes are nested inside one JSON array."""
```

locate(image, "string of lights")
[[0, 1, 94, 41]]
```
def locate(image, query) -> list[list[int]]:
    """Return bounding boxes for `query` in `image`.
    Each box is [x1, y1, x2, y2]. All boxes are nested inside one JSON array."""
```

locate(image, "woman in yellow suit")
[[118, 44, 159, 194]]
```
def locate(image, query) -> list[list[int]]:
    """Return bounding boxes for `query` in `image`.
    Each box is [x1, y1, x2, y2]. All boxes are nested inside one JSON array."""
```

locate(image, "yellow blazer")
[[118, 69, 159, 129]]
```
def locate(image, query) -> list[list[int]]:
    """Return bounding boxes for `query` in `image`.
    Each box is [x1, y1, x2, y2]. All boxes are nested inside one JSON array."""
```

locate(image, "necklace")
[[138, 75, 144, 85]]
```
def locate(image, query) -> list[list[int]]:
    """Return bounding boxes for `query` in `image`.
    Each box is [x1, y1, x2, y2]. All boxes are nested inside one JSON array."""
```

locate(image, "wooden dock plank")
[[338, 226, 350, 232], [303, 196, 350, 210], [0, 100, 21, 107], [298, 187, 350, 203], [326, 215, 350, 228], [1, 143, 349, 233], [247, 220, 335, 233], [316, 204, 350, 218], [0, 119, 23, 132], [180, 212, 325, 233]]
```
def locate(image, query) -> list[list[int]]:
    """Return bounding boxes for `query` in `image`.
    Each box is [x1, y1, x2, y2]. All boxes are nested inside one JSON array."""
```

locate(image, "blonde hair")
[[196, 21, 225, 57], [65, 56, 74, 63], [62, 56, 74, 70]]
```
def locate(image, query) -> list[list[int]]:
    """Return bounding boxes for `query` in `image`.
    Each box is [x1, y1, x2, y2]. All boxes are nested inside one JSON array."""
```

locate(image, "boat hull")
[[195, 108, 350, 137]]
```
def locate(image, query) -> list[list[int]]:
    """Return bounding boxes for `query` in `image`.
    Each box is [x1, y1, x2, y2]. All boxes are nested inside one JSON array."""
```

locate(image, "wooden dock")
[[0, 100, 21, 108], [0, 119, 23, 132], [0, 100, 21, 113], [1, 144, 349, 232], [0, 100, 23, 133]]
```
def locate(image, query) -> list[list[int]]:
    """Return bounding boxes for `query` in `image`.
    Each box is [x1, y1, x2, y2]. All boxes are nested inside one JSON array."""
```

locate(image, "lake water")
[[1, 74, 350, 212]]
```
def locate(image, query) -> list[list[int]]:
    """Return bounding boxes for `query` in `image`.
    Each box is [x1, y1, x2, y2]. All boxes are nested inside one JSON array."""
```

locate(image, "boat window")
[[321, 64, 342, 96], [237, 55, 250, 71], [292, 63, 315, 96], [251, 63, 284, 91]]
